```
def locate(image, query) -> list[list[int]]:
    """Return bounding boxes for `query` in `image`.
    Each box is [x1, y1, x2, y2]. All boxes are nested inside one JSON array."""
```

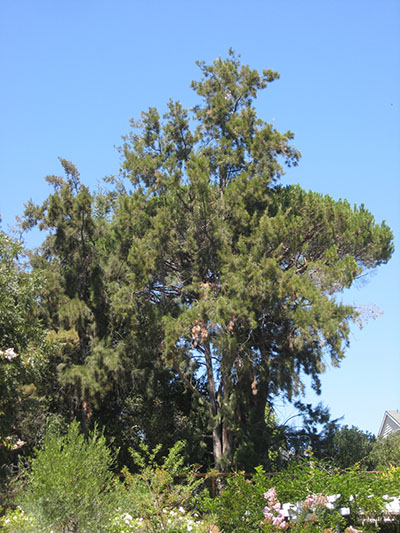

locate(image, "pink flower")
[[264, 487, 277, 504], [303, 495, 314, 509], [314, 493, 328, 508], [303, 493, 329, 510], [264, 511, 274, 521], [272, 515, 283, 526]]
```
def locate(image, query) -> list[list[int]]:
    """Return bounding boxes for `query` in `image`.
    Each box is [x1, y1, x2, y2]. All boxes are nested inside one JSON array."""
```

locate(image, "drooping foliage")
[[21, 161, 209, 468], [19, 50, 393, 471]]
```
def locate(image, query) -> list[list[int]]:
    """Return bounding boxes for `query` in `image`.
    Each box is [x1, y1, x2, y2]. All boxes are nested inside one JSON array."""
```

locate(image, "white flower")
[[12, 439, 26, 450], [179, 506, 185, 513], [281, 502, 298, 518], [3, 348, 18, 360], [385, 496, 400, 513]]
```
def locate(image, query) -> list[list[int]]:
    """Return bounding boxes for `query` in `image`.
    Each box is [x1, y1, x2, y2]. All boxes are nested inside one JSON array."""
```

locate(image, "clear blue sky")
[[1, 0, 399, 436]]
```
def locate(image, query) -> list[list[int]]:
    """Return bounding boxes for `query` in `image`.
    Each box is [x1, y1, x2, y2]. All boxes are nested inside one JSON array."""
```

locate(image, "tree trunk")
[[212, 423, 223, 470], [204, 341, 225, 470], [211, 416, 234, 472]]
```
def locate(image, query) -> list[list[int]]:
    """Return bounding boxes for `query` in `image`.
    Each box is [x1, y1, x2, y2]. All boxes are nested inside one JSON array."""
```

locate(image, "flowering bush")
[[261, 487, 288, 530], [113, 440, 211, 532], [111, 507, 206, 532], [202, 457, 400, 532]]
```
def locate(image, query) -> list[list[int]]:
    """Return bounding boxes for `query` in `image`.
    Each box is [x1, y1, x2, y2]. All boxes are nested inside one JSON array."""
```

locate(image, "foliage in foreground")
[[114, 440, 211, 532], [9, 420, 117, 532], [1, 424, 211, 532], [202, 456, 400, 532], [2, 421, 400, 532]]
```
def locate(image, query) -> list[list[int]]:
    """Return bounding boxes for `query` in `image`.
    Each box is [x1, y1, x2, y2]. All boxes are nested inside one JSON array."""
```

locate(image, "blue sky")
[[1, 0, 399, 436]]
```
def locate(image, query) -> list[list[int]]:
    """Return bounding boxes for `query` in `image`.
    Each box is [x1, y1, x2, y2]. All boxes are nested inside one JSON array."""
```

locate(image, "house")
[[378, 410, 400, 438]]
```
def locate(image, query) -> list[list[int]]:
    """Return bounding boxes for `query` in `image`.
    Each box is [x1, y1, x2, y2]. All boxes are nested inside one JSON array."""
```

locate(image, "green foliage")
[[0, 232, 42, 351], [115, 440, 210, 532], [0, 231, 47, 493], [369, 434, 400, 469], [12, 419, 117, 532], [326, 425, 377, 469], [18, 50, 394, 471], [202, 456, 400, 532], [201, 466, 272, 532]]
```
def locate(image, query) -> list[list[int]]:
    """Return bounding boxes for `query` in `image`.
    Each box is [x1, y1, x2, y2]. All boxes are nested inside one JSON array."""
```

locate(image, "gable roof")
[[378, 410, 400, 438]]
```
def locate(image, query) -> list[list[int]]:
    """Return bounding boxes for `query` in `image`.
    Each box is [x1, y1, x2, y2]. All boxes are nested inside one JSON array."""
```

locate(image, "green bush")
[[5, 419, 118, 532], [201, 457, 400, 532], [369, 434, 400, 469], [114, 440, 211, 532], [200, 466, 271, 532]]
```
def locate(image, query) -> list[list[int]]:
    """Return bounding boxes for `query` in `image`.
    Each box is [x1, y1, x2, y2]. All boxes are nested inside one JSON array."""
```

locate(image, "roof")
[[378, 410, 400, 438]]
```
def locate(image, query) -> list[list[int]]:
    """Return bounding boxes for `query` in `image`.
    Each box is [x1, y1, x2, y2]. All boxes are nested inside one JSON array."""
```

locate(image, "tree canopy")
[[19, 50, 393, 471]]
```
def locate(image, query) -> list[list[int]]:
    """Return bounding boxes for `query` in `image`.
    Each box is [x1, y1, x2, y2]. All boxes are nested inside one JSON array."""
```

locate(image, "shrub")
[[114, 440, 211, 532], [5, 419, 118, 532], [202, 456, 400, 532]]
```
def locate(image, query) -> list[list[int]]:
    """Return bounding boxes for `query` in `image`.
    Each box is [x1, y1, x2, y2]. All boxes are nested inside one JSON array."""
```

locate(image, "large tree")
[[115, 50, 393, 470], [22, 161, 210, 468], [23, 51, 393, 471]]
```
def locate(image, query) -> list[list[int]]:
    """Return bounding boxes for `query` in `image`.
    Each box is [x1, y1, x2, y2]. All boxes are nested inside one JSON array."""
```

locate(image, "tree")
[[0, 231, 45, 486], [323, 425, 376, 469], [368, 433, 400, 469], [22, 51, 393, 471], [115, 50, 393, 470], [21, 161, 211, 468]]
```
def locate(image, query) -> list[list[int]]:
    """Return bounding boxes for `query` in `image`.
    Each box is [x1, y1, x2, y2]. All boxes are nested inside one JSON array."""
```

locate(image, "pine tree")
[[22, 161, 209, 467], [116, 50, 393, 470]]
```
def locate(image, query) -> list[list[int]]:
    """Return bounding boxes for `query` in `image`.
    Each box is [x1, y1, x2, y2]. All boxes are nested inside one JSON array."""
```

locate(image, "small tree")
[[15, 419, 117, 532], [369, 433, 400, 469], [116, 440, 209, 532]]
